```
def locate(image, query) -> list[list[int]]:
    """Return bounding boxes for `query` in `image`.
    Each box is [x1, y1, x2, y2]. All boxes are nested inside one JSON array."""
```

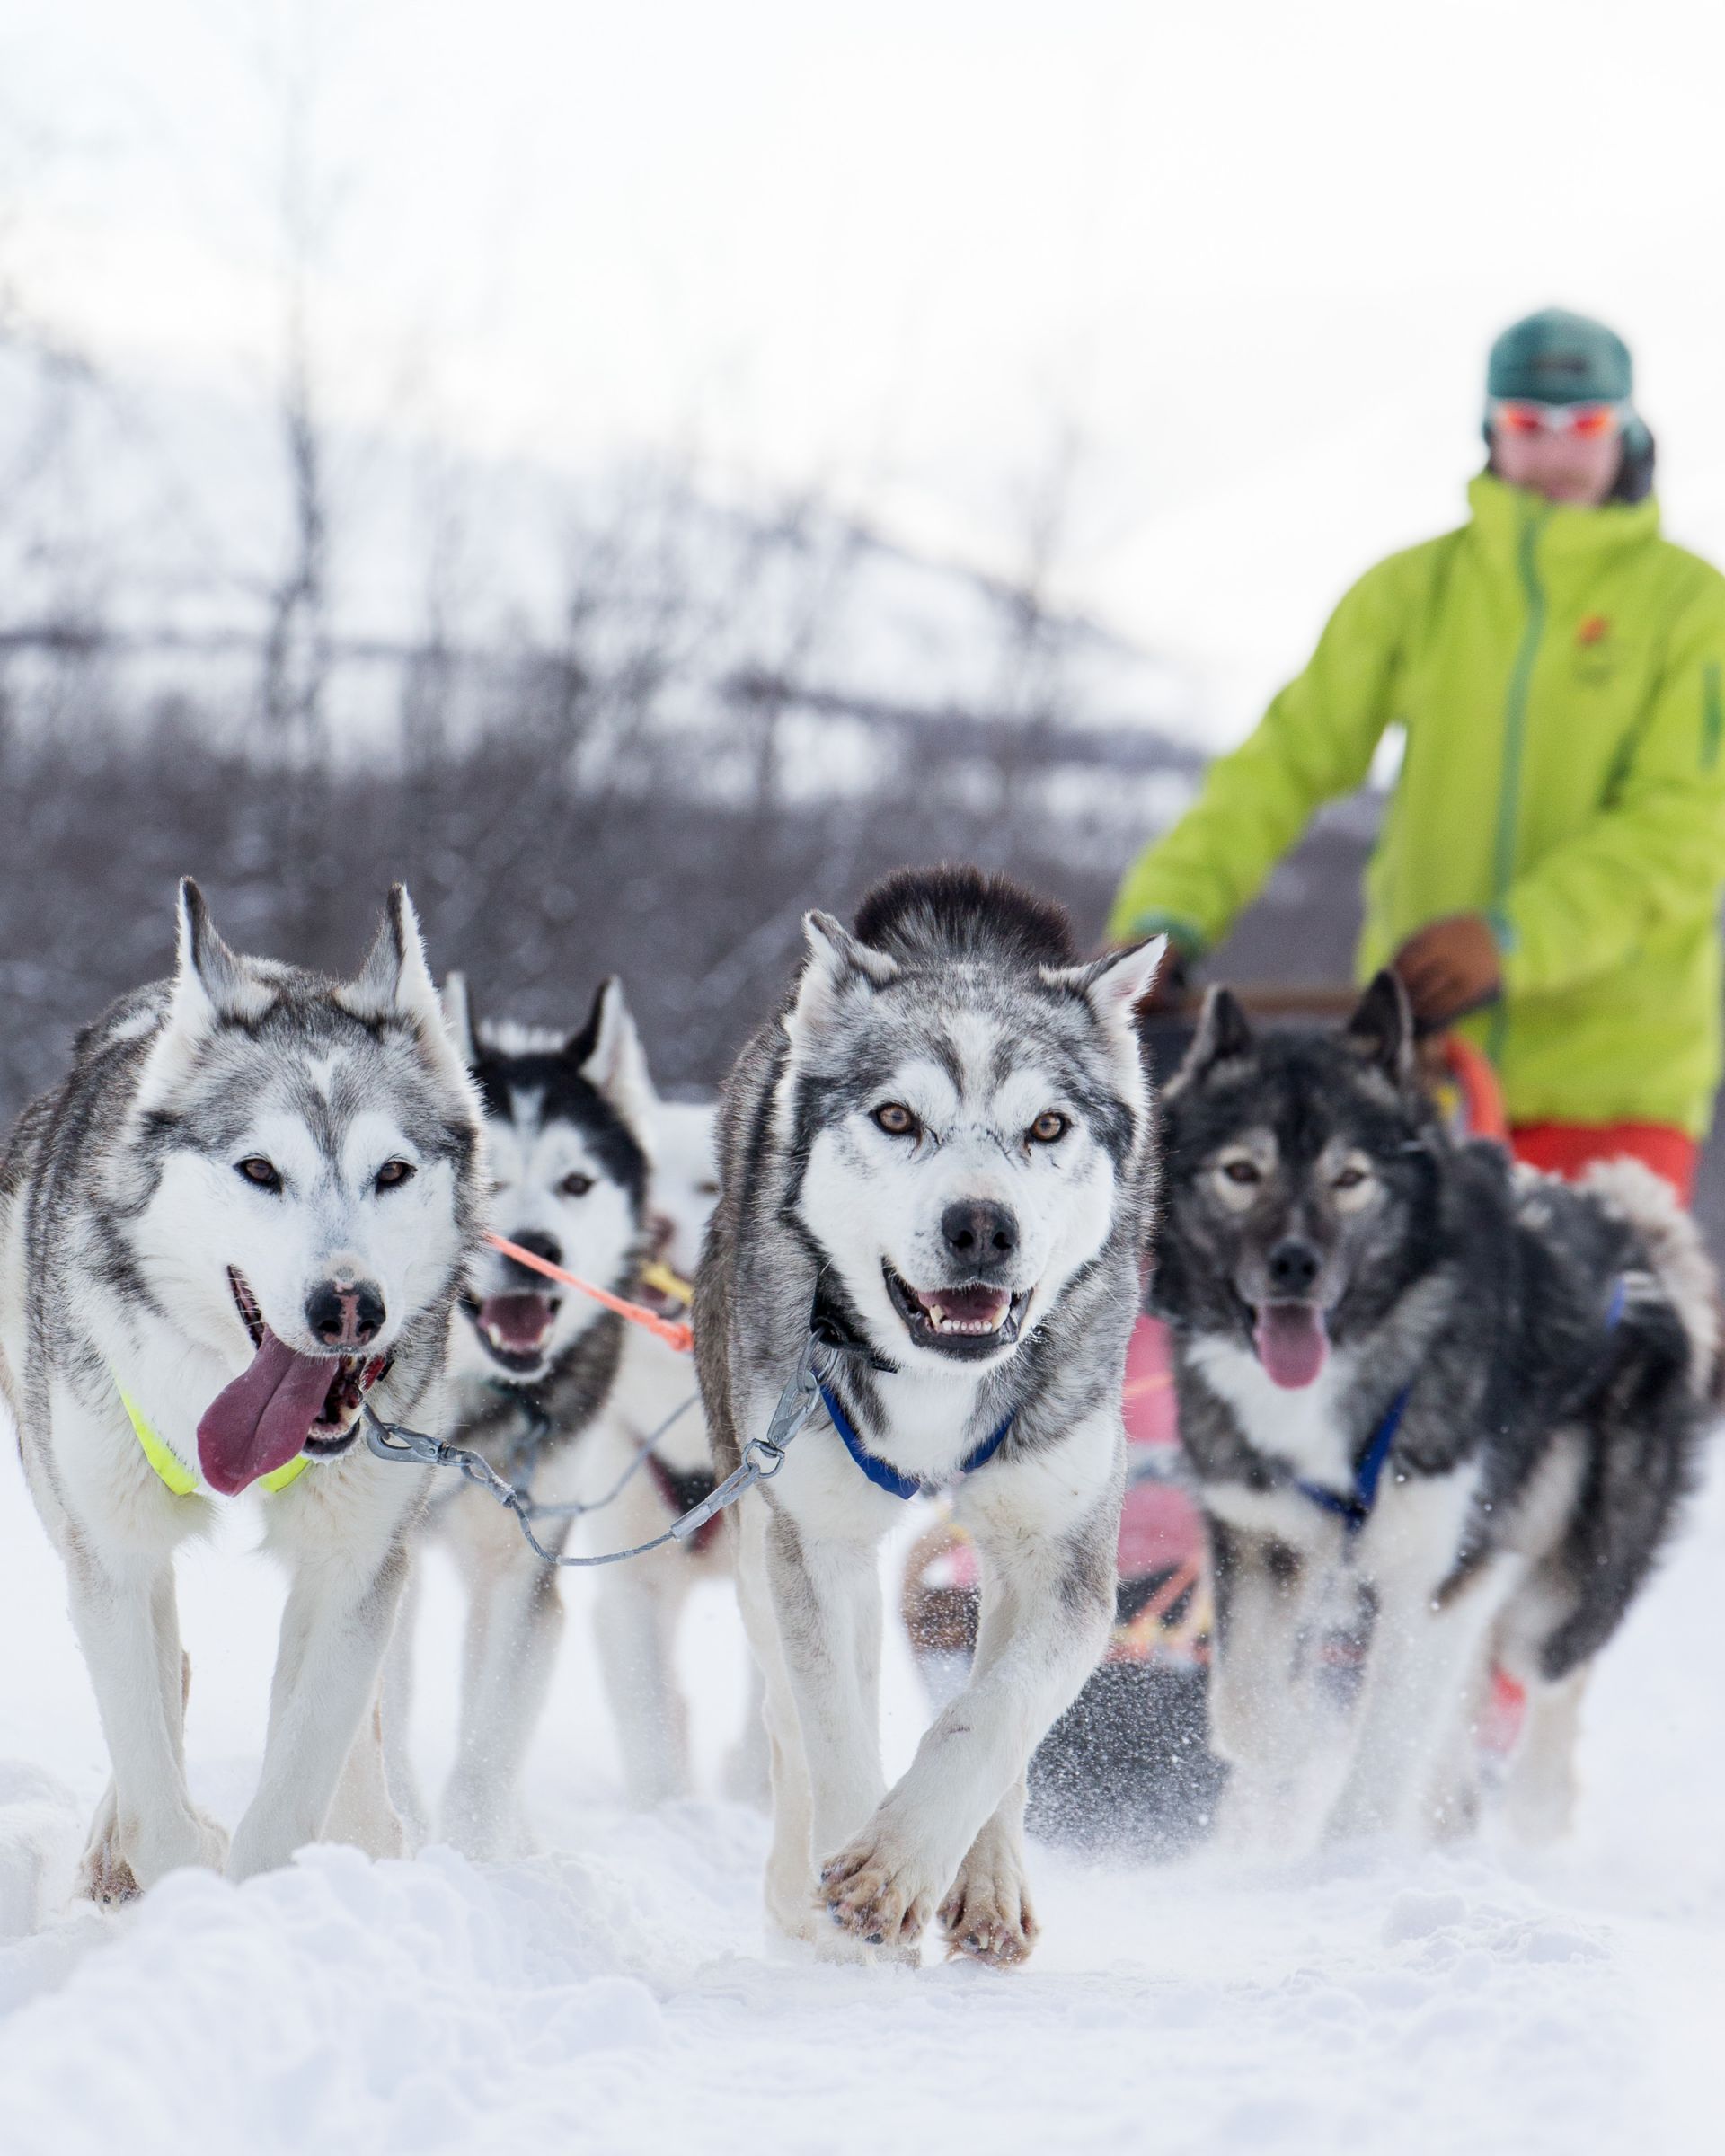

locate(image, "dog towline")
[[483, 1231, 694, 1354], [367, 1311, 1022, 1568]]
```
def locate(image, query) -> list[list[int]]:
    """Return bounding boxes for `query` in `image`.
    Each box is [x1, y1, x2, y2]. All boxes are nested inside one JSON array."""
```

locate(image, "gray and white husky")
[[430, 973, 655, 1856], [0, 881, 483, 1896], [697, 868, 1164, 1966], [1153, 976, 1715, 1851]]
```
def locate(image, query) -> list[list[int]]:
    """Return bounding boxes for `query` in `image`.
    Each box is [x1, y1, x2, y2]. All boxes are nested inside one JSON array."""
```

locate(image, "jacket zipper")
[[1488, 501, 1548, 1065]]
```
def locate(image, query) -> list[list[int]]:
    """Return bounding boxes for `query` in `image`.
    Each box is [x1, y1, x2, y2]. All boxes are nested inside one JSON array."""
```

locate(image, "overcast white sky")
[[5, 0, 1725, 735]]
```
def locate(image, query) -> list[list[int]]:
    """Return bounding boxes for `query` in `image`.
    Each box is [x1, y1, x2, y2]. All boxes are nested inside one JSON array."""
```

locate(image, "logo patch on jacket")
[[1574, 614, 1615, 684]]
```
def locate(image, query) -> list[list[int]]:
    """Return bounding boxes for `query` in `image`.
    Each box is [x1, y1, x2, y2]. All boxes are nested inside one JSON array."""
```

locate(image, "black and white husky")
[[0, 882, 484, 1896], [697, 868, 1164, 1965], [1153, 976, 1715, 1850], [430, 974, 655, 1857], [578, 1090, 770, 1807]]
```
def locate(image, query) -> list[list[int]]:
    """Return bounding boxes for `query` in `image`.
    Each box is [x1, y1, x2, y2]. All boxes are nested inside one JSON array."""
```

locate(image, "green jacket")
[[1110, 474, 1725, 1135]]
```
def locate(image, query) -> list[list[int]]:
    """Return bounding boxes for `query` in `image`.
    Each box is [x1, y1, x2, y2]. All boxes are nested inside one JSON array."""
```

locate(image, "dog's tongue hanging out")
[[1253, 1303, 1329, 1389], [197, 1331, 334, 1493]]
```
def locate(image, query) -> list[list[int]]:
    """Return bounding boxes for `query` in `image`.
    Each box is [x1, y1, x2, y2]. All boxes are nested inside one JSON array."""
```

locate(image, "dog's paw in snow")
[[81, 1842, 140, 1906], [938, 1850, 1038, 1968], [81, 1800, 228, 1904], [817, 1827, 941, 1954]]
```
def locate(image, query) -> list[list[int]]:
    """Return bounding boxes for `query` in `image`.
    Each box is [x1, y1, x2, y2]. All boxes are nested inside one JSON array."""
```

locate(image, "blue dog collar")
[[817, 1380, 1013, 1501]]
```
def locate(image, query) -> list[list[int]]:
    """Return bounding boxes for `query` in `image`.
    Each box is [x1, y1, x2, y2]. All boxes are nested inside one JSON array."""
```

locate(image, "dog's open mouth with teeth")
[[461, 1290, 561, 1374], [195, 1268, 392, 1494], [883, 1263, 1031, 1360]]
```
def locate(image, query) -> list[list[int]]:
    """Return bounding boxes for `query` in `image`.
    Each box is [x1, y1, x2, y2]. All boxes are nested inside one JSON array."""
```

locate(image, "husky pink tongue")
[[1253, 1302, 1329, 1389], [479, 1294, 553, 1354], [197, 1330, 335, 1495]]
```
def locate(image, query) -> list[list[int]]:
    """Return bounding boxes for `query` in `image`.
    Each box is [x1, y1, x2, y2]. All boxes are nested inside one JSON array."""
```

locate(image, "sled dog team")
[[0, 868, 1710, 1966]]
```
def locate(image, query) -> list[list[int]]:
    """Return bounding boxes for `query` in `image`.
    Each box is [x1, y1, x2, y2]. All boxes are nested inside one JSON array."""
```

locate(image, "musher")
[[1110, 307, 1725, 1201]]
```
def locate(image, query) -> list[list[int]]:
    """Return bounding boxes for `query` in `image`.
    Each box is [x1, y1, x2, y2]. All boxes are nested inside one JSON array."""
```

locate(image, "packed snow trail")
[[0, 1429, 1721, 2156]]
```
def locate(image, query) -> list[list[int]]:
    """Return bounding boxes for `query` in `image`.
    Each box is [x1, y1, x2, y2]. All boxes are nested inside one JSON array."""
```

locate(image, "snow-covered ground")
[[2, 1425, 1722, 2155]]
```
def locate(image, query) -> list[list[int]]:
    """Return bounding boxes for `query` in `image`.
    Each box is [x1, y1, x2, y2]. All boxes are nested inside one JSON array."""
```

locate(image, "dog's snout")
[[940, 1199, 1019, 1273], [649, 1211, 675, 1258], [306, 1279, 386, 1348], [1266, 1239, 1321, 1299], [505, 1227, 562, 1276]]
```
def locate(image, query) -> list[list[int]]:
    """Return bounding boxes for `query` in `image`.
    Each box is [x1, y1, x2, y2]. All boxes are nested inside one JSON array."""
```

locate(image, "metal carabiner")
[[363, 1409, 448, 1468], [741, 1436, 786, 1480]]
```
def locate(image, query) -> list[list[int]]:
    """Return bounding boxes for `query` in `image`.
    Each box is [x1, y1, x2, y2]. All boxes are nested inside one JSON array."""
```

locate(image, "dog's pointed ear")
[[570, 976, 656, 1143], [1043, 936, 1169, 1029], [1039, 938, 1168, 1094], [134, 879, 272, 1120], [782, 912, 899, 1058], [1172, 985, 1254, 1090], [345, 885, 441, 1028], [1345, 970, 1415, 1086], [440, 970, 477, 1069], [166, 877, 270, 1034]]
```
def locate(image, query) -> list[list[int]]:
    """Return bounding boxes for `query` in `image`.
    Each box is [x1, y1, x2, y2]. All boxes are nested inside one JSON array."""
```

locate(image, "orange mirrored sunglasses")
[[1489, 398, 1627, 441]]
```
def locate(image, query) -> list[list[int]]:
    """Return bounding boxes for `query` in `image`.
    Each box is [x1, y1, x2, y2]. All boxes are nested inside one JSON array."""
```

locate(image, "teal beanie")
[[1487, 307, 1633, 405]]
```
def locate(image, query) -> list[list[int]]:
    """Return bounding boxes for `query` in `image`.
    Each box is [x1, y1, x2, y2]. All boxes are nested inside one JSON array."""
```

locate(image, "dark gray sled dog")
[[697, 867, 1164, 1966], [1153, 974, 1714, 1851]]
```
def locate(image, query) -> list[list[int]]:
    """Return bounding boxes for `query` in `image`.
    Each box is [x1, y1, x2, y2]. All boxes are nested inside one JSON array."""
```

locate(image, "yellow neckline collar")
[[115, 1380, 312, 1495]]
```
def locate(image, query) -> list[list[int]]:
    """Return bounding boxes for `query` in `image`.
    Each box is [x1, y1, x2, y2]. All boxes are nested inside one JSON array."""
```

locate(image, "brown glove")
[[1391, 914, 1503, 1030]]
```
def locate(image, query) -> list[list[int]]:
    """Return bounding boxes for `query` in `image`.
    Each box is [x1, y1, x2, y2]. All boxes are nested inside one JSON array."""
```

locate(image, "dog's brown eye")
[[1333, 1166, 1368, 1190], [376, 1159, 416, 1192], [871, 1102, 919, 1138], [1029, 1111, 1069, 1144], [1221, 1159, 1261, 1185], [237, 1156, 281, 1191], [561, 1171, 594, 1197]]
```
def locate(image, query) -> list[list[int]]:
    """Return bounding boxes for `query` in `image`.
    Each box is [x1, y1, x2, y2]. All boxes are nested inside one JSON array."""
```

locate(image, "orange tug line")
[[482, 1231, 695, 1355]]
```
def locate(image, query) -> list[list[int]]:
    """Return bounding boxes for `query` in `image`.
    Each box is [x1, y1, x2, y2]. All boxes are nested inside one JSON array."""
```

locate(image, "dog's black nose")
[[1266, 1239, 1322, 1298], [941, 1200, 1019, 1272], [505, 1227, 562, 1276], [306, 1279, 386, 1348]]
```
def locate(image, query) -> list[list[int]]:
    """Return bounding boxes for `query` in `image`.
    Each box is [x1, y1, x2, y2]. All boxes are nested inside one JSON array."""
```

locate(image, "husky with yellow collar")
[[0, 881, 484, 1899]]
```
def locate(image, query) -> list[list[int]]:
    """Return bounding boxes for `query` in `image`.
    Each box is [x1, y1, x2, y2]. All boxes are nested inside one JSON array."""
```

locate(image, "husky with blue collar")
[[1154, 976, 1715, 1852], [697, 867, 1165, 1966], [0, 881, 484, 1898]]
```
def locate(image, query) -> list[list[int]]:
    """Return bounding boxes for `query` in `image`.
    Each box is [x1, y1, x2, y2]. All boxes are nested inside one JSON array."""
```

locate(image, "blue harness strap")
[[1293, 1271, 1628, 1539], [817, 1380, 1013, 1501], [1296, 1386, 1411, 1539]]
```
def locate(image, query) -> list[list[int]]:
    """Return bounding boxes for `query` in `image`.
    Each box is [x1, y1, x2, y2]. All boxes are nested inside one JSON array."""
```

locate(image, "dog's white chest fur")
[[1188, 1335, 1358, 1492], [869, 1364, 1003, 1485]]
